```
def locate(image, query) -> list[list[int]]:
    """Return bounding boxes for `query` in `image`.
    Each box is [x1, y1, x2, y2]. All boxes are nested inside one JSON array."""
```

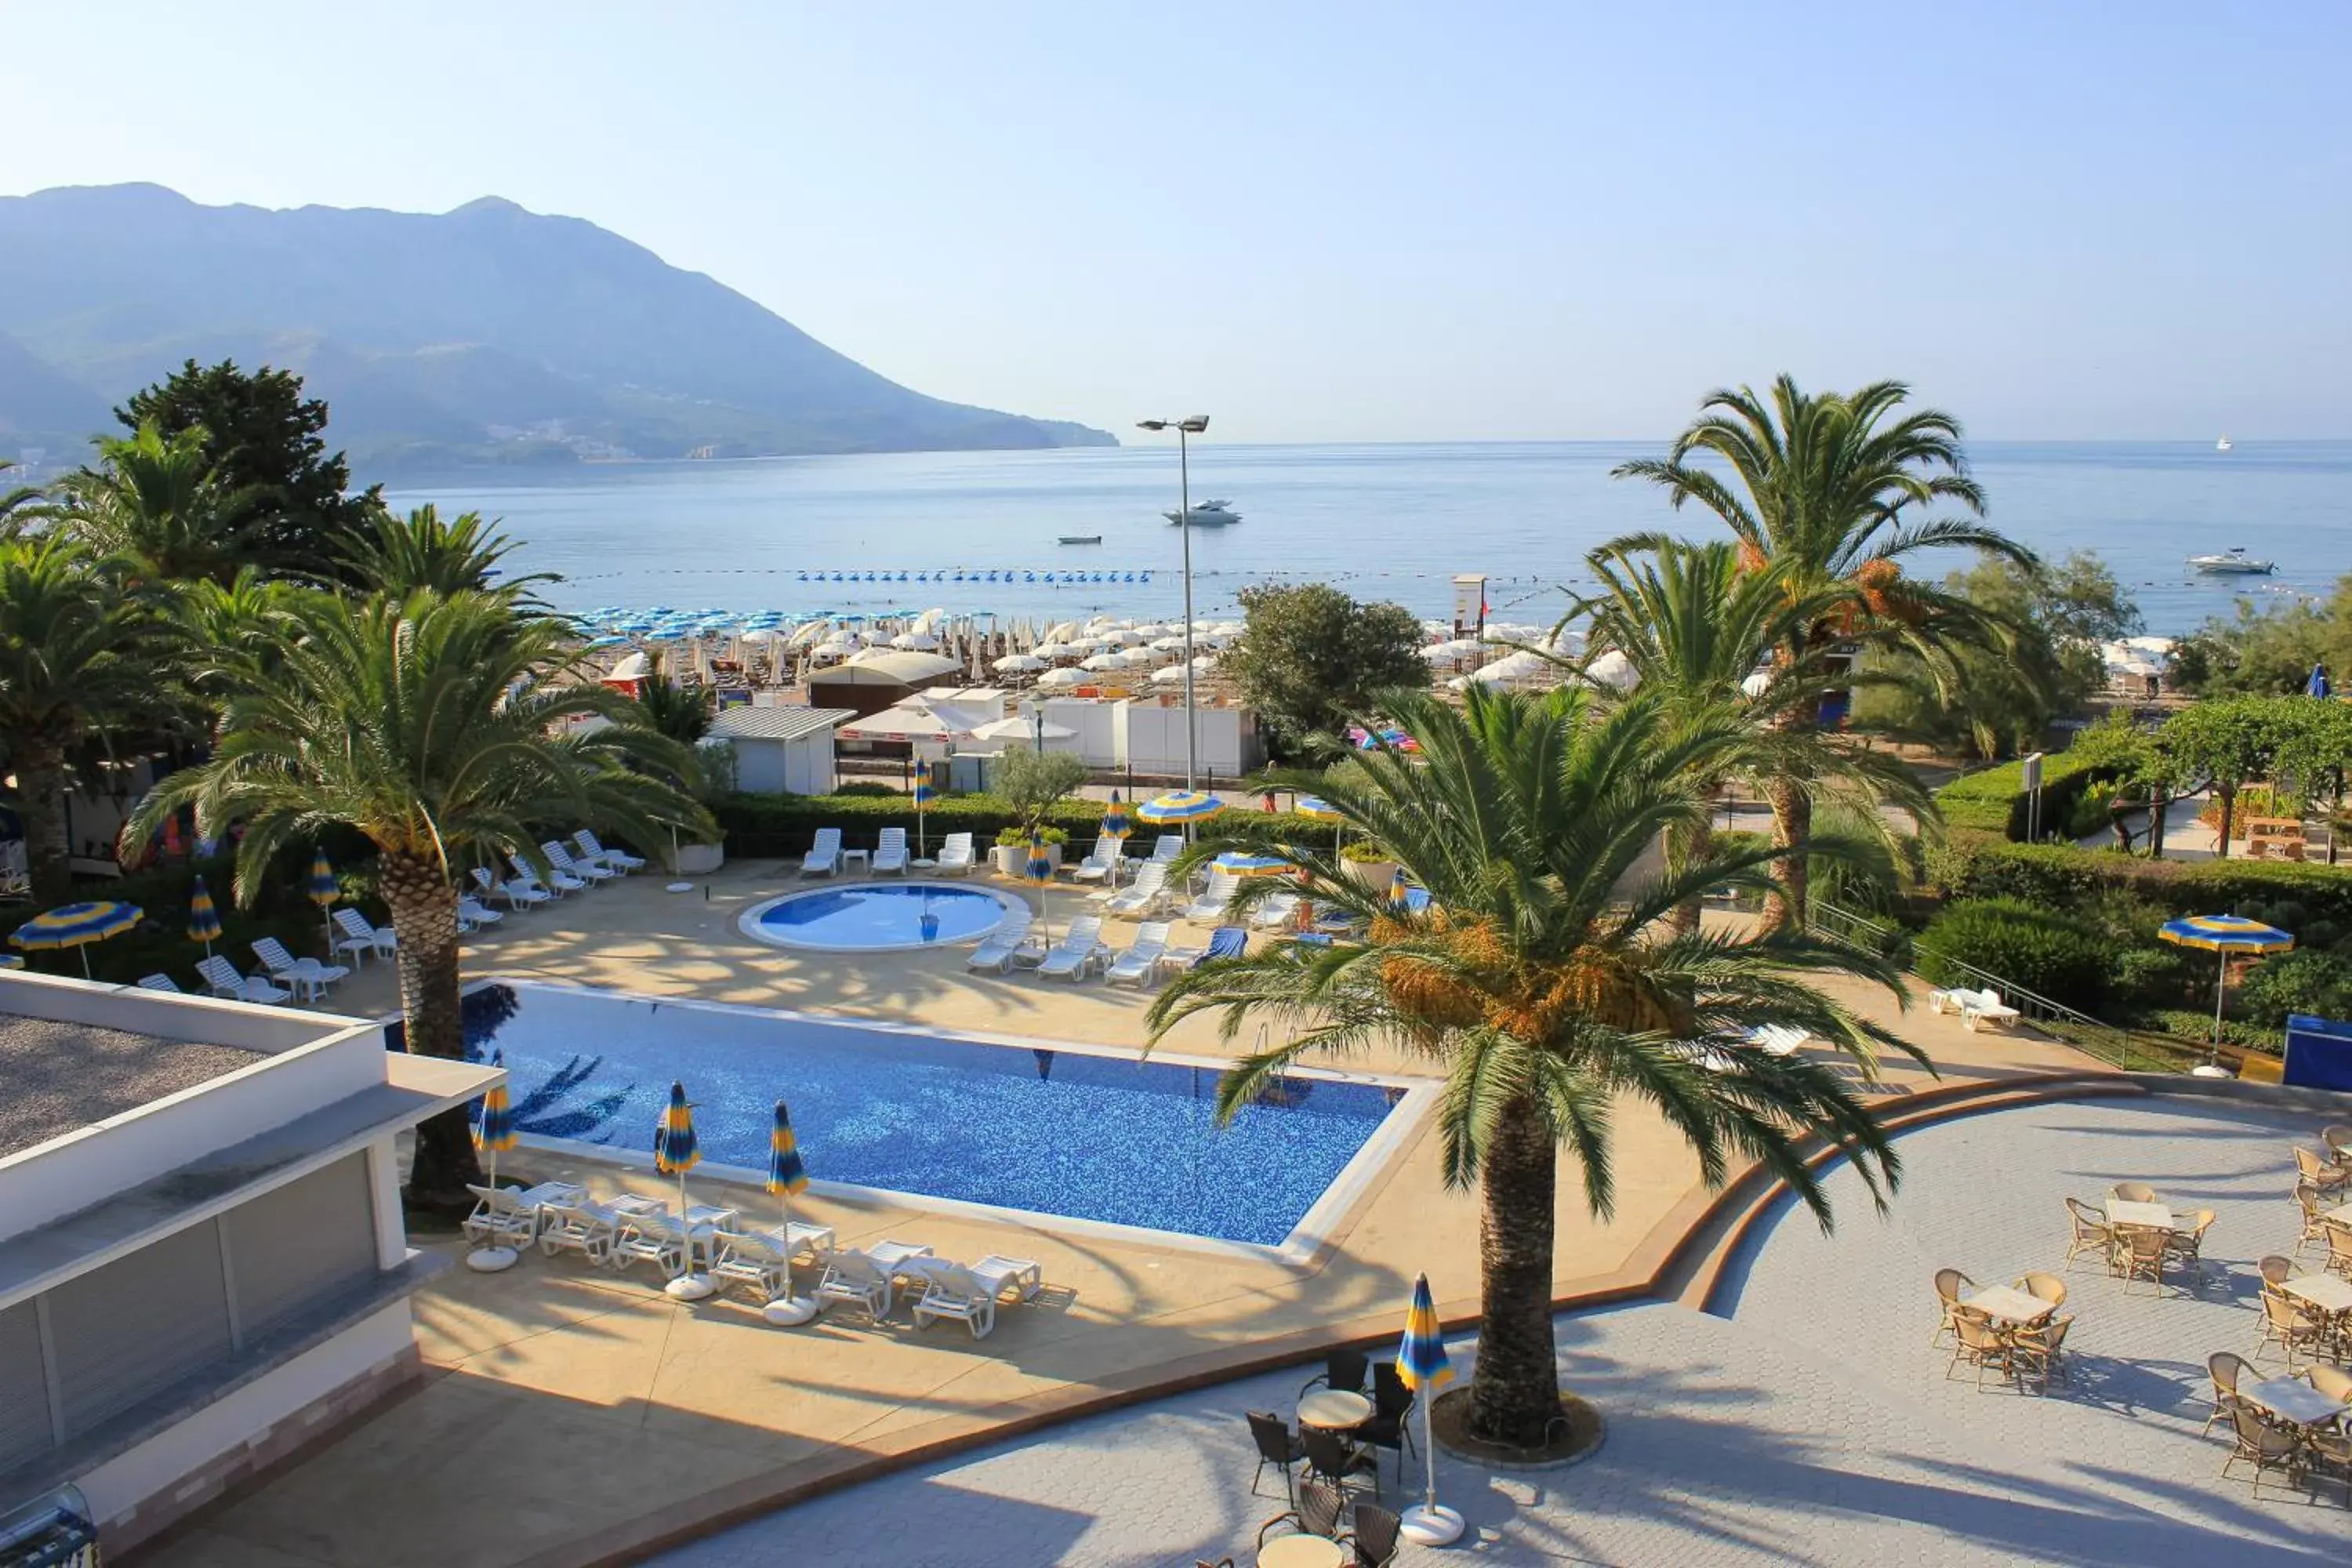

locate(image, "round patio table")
[[1298, 1389, 1372, 1429], [1258, 1534, 1345, 1568]]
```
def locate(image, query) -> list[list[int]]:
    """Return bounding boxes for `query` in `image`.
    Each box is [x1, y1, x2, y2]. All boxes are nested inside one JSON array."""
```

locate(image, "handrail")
[[1810, 899, 2186, 1073]]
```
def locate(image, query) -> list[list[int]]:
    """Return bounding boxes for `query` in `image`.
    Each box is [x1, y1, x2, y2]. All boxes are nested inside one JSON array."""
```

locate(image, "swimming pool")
[[409, 981, 1417, 1250], [739, 882, 1019, 952]]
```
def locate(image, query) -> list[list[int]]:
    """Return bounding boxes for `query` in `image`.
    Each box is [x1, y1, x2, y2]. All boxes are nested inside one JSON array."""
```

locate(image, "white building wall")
[[74, 1300, 416, 1532], [782, 736, 837, 795], [1037, 699, 1121, 768], [1117, 702, 1251, 779], [728, 739, 786, 794]]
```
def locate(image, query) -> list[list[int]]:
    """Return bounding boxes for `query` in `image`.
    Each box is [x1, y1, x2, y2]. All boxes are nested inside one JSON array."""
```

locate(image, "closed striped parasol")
[[655, 1082, 712, 1298], [187, 877, 222, 957], [1393, 1272, 1462, 1543]]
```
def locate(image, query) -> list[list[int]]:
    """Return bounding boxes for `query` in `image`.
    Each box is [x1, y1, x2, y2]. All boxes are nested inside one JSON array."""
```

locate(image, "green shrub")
[[2110, 945, 2192, 1007], [1915, 897, 2112, 1008], [1927, 837, 2352, 932], [2238, 950, 2352, 1028], [1339, 840, 1391, 864], [2145, 1007, 2283, 1054], [831, 781, 899, 798], [993, 824, 1072, 848], [1934, 744, 2128, 841]]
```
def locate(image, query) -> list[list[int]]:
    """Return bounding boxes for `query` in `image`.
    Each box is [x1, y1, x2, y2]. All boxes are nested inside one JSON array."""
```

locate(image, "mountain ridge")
[[0, 183, 1112, 469]]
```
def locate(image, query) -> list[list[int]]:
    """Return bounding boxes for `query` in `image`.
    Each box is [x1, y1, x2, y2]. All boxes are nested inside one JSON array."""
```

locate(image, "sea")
[[385, 441, 2352, 636]]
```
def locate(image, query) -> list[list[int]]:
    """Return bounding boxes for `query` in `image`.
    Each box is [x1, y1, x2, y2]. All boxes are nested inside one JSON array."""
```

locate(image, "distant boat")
[[2187, 547, 2274, 575], [1057, 534, 1102, 546], [2216, 435, 2233, 452], [1165, 499, 1242, 526]]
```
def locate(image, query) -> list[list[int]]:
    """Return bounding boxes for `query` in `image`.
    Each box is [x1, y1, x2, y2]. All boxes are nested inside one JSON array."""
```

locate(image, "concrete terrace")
[[143, 860, 2131, 1568]]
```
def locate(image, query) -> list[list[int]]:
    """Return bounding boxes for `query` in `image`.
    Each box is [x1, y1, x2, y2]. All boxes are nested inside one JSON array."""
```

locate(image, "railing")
[[1810, 899, 2190, 1073]]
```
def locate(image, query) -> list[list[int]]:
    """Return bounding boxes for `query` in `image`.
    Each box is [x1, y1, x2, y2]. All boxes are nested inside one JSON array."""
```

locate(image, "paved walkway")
[[651, 1094, 2352, 1566]]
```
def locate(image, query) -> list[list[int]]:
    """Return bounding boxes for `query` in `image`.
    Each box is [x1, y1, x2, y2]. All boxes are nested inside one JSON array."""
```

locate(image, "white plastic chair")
[[935, 832, 976, 876], [802, 827, 844, 877], [196, 955, 291, 1005], [873, 826, 909, 875], [544, 840, 616, 884], [136, 972, 181, 993], [1036, 916, 1109, 981], [1069, 836, 1119, 884], [1105, 862, 1169, 919], [1106, 921, 1172, 986], [967, 913, 1040, 974], [250, 937, 349, 1000], [1181, 870, 1241, 924], [511, 851, 583, 896], [574, 830, 645, 873], [814, 1250, 894, 1321]]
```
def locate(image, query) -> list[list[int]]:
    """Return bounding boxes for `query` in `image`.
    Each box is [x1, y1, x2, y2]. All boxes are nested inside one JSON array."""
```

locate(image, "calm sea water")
[[387, 441, 2352, 634]]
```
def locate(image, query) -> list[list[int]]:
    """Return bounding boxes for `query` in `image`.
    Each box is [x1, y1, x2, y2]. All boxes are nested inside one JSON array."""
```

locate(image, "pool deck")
[[145, 861, 2126, 1568]]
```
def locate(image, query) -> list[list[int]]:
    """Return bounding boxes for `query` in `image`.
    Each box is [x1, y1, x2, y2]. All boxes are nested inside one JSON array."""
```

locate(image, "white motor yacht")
[[1163, 499, 1242, 526], [2187, 547, 2274, 575], [2215, 435, 2233, 452]]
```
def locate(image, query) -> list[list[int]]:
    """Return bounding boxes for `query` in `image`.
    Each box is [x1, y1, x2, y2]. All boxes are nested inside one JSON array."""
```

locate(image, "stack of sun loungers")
[[812, 1240, 1044, 1338]]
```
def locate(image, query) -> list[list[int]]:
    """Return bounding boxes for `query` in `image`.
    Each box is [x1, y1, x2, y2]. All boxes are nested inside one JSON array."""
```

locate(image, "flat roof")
[[709, 706, 855, 742], [0, 1014, 261, 1159]]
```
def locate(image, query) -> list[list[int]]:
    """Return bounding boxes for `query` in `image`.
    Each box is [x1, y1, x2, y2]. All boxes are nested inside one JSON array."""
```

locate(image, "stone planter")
[[673, 841, 724, 875], [992, 842, 1065, 877], [1343, 857, 1396, 891]]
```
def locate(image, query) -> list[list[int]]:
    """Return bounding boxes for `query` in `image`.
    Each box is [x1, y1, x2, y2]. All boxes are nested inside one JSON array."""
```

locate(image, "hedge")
[[1927, 837, 2352, 930], [1934, 750, 2125, 840], [1915, 897, 2112, 1010], [710, 792, 1332, 858]]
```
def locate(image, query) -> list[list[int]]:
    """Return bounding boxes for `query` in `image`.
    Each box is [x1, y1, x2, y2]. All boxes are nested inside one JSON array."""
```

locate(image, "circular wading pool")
[[738, 882, 1022, 953]]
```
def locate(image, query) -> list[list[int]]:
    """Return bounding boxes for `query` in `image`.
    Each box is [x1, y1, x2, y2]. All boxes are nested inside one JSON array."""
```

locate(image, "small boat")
[[2187, 547, 2274, 575], [2215, 435, 2233, 452], [1057, 534, 1102, 546], [1164, 499, 1242, 526]]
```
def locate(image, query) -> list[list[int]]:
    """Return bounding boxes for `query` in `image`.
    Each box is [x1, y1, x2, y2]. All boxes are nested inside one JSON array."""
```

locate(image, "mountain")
[[0, 183, 1112, 469]]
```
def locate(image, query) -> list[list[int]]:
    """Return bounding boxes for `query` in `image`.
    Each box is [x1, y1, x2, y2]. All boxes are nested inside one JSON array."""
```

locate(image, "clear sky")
[[5, 2, 2346, 442]]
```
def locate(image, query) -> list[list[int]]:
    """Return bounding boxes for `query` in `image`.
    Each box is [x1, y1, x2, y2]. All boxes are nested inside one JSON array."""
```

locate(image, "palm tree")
[[1562, 539, 1930, 931], [50, 422, 267, 585], [0, 536, 168, 902], [125, 590, 710, 1207], [1147, 687, 1917, 1447], [1613, 376, 2034, 927], [343, 503, 557, 602], [0, 461, 43, 538]]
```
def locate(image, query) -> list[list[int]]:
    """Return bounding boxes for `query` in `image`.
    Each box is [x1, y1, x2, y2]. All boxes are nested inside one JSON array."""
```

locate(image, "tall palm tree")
[[0, 461, 43, 539], [1147, 688, 1916, 1447], [1613, 376, 2034, 927], [50, 422, 267, 585], [125, 590, 710, 1207], [343, 503, 558, 602], [0, 536, 168, 902], [1562, 539, 1930, 931]]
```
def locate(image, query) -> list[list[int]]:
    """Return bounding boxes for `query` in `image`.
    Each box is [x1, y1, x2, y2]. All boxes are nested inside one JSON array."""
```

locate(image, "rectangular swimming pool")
[[397, 981, 1416, 1250]]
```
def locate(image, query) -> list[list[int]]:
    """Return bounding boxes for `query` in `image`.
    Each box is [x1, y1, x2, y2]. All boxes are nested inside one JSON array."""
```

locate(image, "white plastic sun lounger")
[[1961, 990, 2021, 1031], [813, 1249, 895, 1322], [802, 826, 843, 877], [1248, 891, 1301, 930], [136, 972, 181, 993], [1069, 836, 1119, 884], [462, 1183, 583, 1250], [711, 1229, 795, 1299], [333, 907, 398, 964], [457, 896, 503, 930], [935, 832, 976, 876], [574, 829, 646, 873], [512, 851, 584, 896], [1748, 1023, 1814, 1057], [873, 826, 909, 875], [535, 1198, 626, 1266], [967, 913, 1041, 974], [544, 840, 617, 884], [196, 955, 291, 1005], [250, 938, 349, 1002], [1148, 834, 1184, 866], [1036, 916, 1109, 981], [907, 1254, 1044, 1338], [1181, 870, 1241, 924], [1106, 921, 1172, 986], [1104, 862, 1169, 919]]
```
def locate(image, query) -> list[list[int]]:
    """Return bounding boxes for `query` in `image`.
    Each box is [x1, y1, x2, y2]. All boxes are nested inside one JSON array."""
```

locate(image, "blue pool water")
[[409, 982, 1406, 1246], [744, 883, 1011, 950]]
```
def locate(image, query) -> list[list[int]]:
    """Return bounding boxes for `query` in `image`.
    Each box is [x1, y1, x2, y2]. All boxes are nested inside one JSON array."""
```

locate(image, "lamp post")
[[1137, 415, 1209, 790]]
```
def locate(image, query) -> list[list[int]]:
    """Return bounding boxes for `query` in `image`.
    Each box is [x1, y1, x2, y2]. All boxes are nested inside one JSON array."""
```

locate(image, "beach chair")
[[872, 826, 909, 875], [813, 1250, 895, 1322], [463, 1185, 545, 1250], [251, 937, 350, 1002], [1148, 834, 1184, 867], [1105, 862, 1169, 919], [1181, 870, 1242, 924], [1748, 1024, 1813, 1057], [332, 907, 398, 964], [609, 1209, 690, 1277], [770, 1218, 837, 1258], [573, 829, 646, 873], [544, 840, 616, 884], [1036, 915, 1110, 980], [1069, 836, 1120, 884], [1106, 920, 1173, 986], [935, 832, 976, 876], [511, 851, 584, 896], [710, 1229, 796, 1300], [535, 1199, 625, 1266], [967, 913, 1042, 974], [136, 972, 180, 993], [456, 896, 503, 931], [1962, 989, 2021, 1031], [1249, 891, 1301, 930], [196, 955, 292, 1005], [801, 826, 843, 877], [907, 1256, 1041, 1339], [1163, 925, 1247, 971], [497, 877, 551, 910]]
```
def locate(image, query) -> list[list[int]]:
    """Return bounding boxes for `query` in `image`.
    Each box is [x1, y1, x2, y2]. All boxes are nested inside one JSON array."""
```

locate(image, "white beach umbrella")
[[1210, 621, 1243, 637], [1586, 649, 1639, 691], [1421, 644, 1461, 665], [1034, 641, 1076, 661], [994, 652, 1047, 674], [1739, 669, 1773, 699], [1150, 634, 1190, 652], [890, 630, 939, 651], [1045, 621, 1081, 642], [1036, 667, 1086, 691], [1130, 644, 1178, 664], [971, 715, 1077, 743], [1467, 650, 1553, 688], [1105, 627, 1148, 647], [1080, 651, 1130, 672], [1150, 663, 1189, 685], [1190, 655, 1218, 672]]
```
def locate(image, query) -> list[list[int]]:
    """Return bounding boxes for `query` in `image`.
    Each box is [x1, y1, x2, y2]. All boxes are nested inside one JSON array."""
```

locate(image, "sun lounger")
[[136, 973, 181, 993], [1933, 985, 2022, 1030], [196, 955, 291, 1005], [935, 831, 976, 876], [1148, 833, 1184, 866], [711, 1229, 795, 1299], [456, 896, 503, 931], [1036, 916, 1111, 980], [462, 1183, 581, 1250], [802, 826, 843, 877], [573, 829, 647, 873], [967, 913, 1042, 974], [1106, 921, 1173, 985], [873, 826, 909, 875], [544, 840, 617, 884], [1249, 892, 1301, 930], [1181, 870, 1241, 924], [1105, 862, 1170, 918], [535, 1198, 626, 1266], [1748, 1024, 1813, 1056], [813, 1249, 896, 1321], [1666, 1040, 1737, 1073], [610, 1207, 706, 1277], [511, 851, 583, 896], [1069, 836, 1120, 884], [907, 1254, 1044, 1338], [250, 938, 349, 1002], [332, 907, 398, 964], [1163, 925, 1247, 971]]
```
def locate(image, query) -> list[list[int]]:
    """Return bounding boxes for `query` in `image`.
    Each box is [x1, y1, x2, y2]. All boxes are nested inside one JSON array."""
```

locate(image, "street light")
[[1137, 415, 1210, 789]]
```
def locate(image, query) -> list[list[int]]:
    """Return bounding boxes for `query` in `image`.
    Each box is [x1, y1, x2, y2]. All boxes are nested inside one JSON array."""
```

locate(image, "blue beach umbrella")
[[1393, 1272, 1462, 1542], [187, 876, 223, 958], [654, 1082, 709, 1292], [2159, 913, 2295, 1066], [1294, 796, 1343, 822], [1102, 789, 1131, 840], [913, 772, 937, 858], [11, 901, 143, 979], [463, 1053, 522, 1269], [767, 1098, 809, 1223], [1211, 850, 1294, 879]]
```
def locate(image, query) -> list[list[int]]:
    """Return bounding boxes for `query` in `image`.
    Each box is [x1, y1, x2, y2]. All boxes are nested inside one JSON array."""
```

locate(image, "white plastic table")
[[2103, 1198, 2174, 1231], [1959, 1284, 2056, 1324], [1297, 1389, 1372, 1429], [2241, 1376, 2349, 1427], [840, 848, 871, 876], [2280, 1272, 2352, 1313]]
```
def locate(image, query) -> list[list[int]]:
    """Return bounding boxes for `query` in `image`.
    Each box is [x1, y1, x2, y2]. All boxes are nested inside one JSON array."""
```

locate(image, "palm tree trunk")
[[2214, 783, 2236, 860], [1467, 1094, 1563, 1447], [378, 848, 481, 1208], [16, 740, 74, 906], [1762, 776, 1810, 933]]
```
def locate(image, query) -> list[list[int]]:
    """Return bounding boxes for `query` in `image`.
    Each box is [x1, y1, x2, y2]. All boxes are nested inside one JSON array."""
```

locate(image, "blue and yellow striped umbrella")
[[1025, 827, 1054, 887], [1138, 789, 1224, 824], [1102, 789, 1130, 840], [1387, 867, 1413, 913], [473, 1062, 517, 1156], [768, 1099, 809, 1200], [1396, 1272, 1453, 1392], [2157, 914, 2296, 953], [1294, 796, 1343, 822], [11, 901, 142, 978], [187, 876, 222, 956], [1211, 850, 1294, 879], [307, 851, 339, 907], [655, 1080, 699, 1174], [913, 775, 937, 808]]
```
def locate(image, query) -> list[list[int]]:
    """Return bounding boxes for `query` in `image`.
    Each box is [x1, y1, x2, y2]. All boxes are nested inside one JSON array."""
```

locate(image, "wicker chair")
[[1301, 1424, 1381, 1503], [1931, 1268, 1975, 1345], [2259, 1254, 2296, 1288], [1301, 1348, 1370, 1402], [2294, 1182, 2332, 1255], [2325, 1218, 2352, 1281], [2009, 1312, 2074, 1392], [2311, 1363, 2352, 1406], [2163, 1209, 2217, 1278], [2255, 1288, 2329, 1370], [2017, 1272, 2068, 1308], [2222, 1399, 2306, 1499], [2203, 1351, 2252, 1435], [1947, 1310, 2014, 1390], [2114, 1225, 2171, 1294], [2063, 1197, 2114, 1270], [1247, 1410, 1308, 1504], [2110, 1181, 2159, 1204], [2295, 1145, 2351, 1195], [2309, 1426, 2352, 1509]]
